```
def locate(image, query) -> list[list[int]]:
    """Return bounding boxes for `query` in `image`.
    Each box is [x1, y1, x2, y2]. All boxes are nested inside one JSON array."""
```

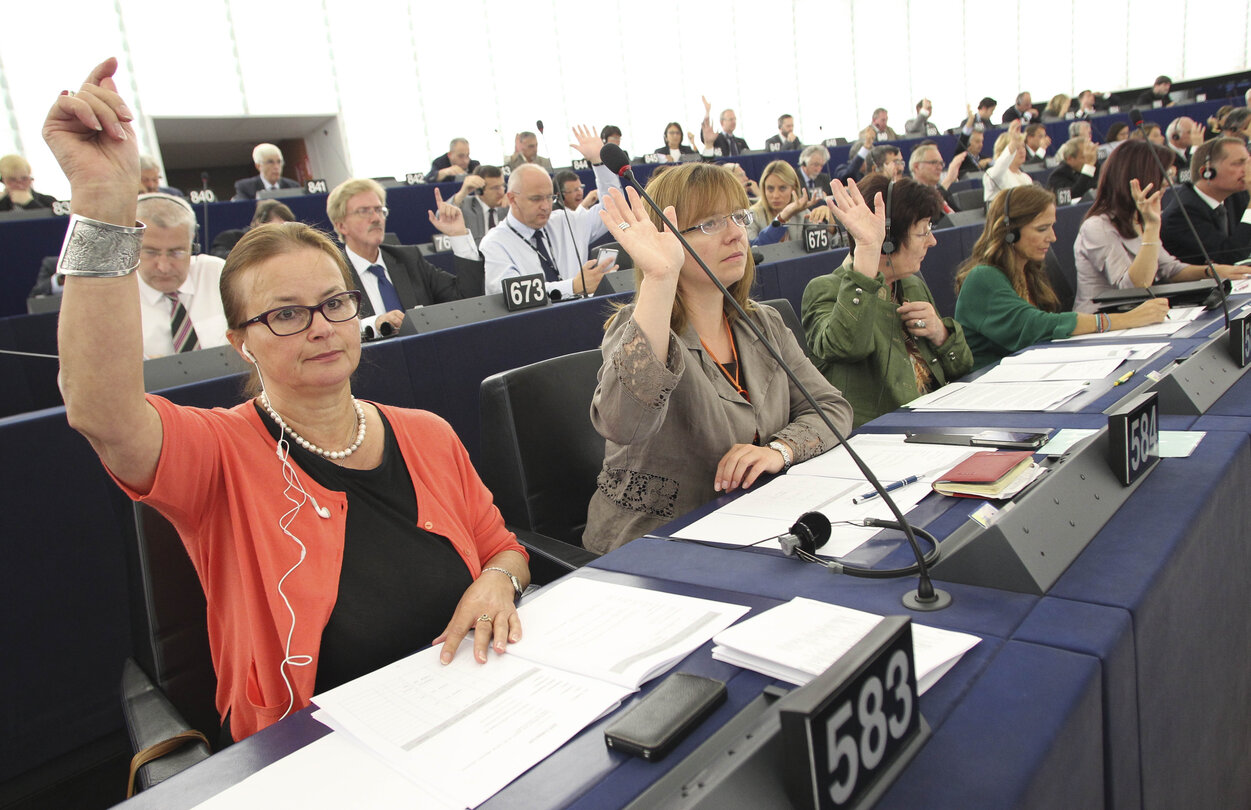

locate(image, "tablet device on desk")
[[904, 429, 1050, 450]]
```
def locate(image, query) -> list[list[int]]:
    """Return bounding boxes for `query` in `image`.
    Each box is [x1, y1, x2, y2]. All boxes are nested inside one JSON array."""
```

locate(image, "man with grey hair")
[[138, 155, 183, 197], [504, 131, 553, 171], [1068, 120, 1092, 141], [482, 126, 621, 297], [908, 142, 965, 212], [867, 108, 898, 141], [797, 144, 832, 196], [232, 143, 300, 200], [426, 137, 480, 182], [1166, 116, 1204, 176], [134, 193, 229, 357]]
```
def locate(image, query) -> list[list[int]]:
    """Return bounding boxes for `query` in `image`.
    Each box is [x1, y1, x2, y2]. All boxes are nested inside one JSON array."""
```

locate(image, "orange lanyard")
[[700, 315, 749, 402]]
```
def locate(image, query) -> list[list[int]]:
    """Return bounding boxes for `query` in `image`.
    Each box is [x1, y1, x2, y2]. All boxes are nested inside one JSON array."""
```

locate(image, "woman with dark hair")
[[802, 176, 972, 426], [655, 121, 696, 162], [210, 198, 297, 259], [955, 185, 1169, 369], [1073, 140, 1245, 312], [583, 163, 852, 554], [46, 59, 529, 742]]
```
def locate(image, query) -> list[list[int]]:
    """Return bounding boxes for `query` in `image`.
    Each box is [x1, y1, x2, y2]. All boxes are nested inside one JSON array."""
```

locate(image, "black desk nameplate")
[[1108, 392, 1159, 486], [502, 273, 549, 312]]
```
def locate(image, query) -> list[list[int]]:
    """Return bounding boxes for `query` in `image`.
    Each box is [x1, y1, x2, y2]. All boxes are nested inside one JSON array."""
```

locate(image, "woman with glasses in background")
[[46, 59, 529, 744], [583, 162, 852, 554], [802, 176, 972, 427]]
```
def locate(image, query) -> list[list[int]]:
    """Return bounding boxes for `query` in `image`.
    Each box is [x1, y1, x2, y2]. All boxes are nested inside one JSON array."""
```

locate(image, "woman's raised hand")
[[42, 58, 138, 211], [1130, 178, 1164, 229], [824, 179, 885, 249], [598, 186, 683, 284], [779, 188, 810, 223]]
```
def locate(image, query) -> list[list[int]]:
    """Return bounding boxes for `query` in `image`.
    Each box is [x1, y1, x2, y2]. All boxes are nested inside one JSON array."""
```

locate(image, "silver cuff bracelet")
[[57, 214, 146, 277]]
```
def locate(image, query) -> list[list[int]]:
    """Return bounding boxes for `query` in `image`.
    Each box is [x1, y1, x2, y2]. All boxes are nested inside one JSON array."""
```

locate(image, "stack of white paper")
[[904, 380, 1088, 411], [311, 577, 749, 808], [711, 597, 980, 695]]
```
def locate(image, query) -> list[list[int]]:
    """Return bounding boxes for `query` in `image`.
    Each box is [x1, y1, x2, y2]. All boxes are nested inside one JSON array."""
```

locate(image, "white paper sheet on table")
[[1055, 318, 1190, 340], [1003, 343, 1168, 363], [710, 597, 980, 696], [311, 577, 749, 808], [974, 358, 1125, 383], [1158, 430, 1205, 457], [191, 730, 459, 809], [904, 380, 1088, 411], [788, 433, 980, 482]]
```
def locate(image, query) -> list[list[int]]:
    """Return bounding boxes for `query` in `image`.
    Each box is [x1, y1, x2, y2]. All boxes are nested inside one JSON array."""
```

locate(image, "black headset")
[[1002, 186, 1019, 244], [880, 179, 898, 254]]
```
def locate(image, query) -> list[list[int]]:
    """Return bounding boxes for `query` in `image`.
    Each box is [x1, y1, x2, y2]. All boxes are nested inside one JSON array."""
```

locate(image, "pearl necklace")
[[261, 395, 367, 460]]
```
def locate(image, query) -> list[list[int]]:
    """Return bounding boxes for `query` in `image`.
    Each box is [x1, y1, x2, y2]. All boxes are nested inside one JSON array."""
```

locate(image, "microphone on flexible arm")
[[1129, 108, 1230, 327], [199, 171, 212, 247], [599, 143, 950, 611]]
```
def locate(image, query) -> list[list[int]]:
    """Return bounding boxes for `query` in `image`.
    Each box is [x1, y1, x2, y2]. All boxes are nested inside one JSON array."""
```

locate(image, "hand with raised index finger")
[[597, 187, 683, 285], [43, 58, 139, 212], [428, 186, 468, 236]]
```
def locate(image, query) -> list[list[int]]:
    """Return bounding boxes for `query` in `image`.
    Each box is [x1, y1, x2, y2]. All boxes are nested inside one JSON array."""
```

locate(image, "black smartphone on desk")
[[905, 429, 1050, 450], [604, 672, 726, 761]]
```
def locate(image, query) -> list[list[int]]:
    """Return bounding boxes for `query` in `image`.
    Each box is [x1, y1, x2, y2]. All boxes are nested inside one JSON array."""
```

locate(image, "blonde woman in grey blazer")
[[584, 163, 853, 554]]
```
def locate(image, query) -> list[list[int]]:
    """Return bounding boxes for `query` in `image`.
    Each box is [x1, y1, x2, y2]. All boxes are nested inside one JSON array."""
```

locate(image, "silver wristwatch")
[[768, 440, 793, 471]]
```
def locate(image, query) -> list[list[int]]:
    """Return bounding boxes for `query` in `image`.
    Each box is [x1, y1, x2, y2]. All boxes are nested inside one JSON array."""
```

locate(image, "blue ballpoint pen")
[[853, 474, 921, 504]]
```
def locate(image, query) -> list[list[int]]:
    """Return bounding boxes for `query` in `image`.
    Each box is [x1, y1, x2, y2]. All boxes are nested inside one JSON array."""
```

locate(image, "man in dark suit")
[[1048, 138, 1100, 203], [426, 138, 480, 183], [1022, 123, 1051, 165], [232, 143, 301, 200], [714, 108, 749, 156], [1166, 116, 1202, 179], [328, 178, 475, 333], [1162, 137, 1251, 265], [1001, 92, 1040, 124], [452, 165, 508, 244], [763, 114, 802, 151], [797, 145, 832, 196]]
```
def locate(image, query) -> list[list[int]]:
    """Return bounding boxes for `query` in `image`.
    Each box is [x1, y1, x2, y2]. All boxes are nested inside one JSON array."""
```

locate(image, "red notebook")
[[932, 451, 1035, 499]]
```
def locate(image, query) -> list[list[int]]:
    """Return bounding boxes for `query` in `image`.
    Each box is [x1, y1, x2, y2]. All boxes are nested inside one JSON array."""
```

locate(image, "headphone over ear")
[[880, 179, 898, 255], [1201, 155, 1216, 181], [1002, 187, 1019, 245]]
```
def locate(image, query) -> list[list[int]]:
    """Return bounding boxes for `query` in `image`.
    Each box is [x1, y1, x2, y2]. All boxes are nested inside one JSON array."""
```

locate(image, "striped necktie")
[[166, 292, 199, 354]]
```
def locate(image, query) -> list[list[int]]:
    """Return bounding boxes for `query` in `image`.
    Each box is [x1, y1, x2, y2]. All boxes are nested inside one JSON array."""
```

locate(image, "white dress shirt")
[[480, 164, 621, 297], [136, 254, 230, 358]]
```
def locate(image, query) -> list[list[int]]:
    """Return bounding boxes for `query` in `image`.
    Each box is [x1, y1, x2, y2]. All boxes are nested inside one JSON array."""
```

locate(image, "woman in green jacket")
[[802, 175, 972, 427]]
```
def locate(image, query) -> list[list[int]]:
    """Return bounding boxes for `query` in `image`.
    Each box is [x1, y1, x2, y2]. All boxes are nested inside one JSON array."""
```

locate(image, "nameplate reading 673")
[[502, 273, 549, 312]]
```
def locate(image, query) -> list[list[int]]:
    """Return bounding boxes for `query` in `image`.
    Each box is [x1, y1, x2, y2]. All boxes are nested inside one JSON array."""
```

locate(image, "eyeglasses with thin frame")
[[349, 205, 389, 218], [520, 193, 560, 205], [911, 225, 934, 239], [240, 291, 362, 337], [679, 209, 754, 235], [140, 247, 190, 261], [916, 159, 945, 167]]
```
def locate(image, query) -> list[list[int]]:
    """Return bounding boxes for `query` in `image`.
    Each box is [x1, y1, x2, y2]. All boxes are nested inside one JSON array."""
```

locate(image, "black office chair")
[[120, 503, 215, 796], [757, 298, 811, 360], [952, 188, 986, 212], [479, 350, 604, 578]]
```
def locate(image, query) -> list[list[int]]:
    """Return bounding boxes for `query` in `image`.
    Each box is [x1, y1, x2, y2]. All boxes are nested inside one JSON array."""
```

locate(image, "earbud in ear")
[[241, 343, 256, 363]]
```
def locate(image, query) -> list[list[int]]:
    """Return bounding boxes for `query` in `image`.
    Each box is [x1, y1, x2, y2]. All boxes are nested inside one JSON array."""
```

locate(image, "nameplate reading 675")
[[502, 273, 549, 312]]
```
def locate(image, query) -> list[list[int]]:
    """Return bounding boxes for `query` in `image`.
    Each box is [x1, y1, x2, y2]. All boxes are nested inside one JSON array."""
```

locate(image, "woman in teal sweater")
[[954, 185, 1169, 370], [803, 175, 972, 427]]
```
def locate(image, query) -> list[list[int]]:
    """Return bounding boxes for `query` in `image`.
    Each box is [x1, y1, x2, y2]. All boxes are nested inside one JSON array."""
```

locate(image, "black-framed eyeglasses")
[[240, 291, 362, 336], [680, 209, 754, 235]]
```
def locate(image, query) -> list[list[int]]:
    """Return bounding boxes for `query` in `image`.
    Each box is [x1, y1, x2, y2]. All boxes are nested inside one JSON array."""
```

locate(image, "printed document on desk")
[[710, 597, 981, 695], [904, 380, 1088, 411], [671, 436, 977, 557], [311, 577, 748, 808]]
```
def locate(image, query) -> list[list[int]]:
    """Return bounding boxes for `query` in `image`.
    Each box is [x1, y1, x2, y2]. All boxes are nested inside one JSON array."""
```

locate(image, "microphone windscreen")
[[378, 321, 395, 337], [1128, 109, 1144, 128], [792, 511, 832, 551], [599, 143, 631, 176], [536, 120, 544, 134]]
